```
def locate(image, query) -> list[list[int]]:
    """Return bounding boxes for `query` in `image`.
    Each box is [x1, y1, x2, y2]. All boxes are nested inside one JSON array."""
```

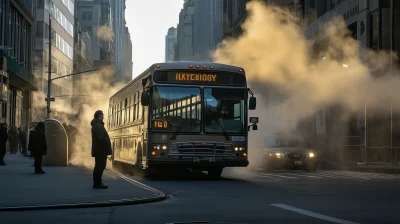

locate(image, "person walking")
[[18, 127, 27, 155], [91, 110, 112, 189], [8, 126, 18, 154], [28, 121, 47, 174], [0, 123, 8, 165]]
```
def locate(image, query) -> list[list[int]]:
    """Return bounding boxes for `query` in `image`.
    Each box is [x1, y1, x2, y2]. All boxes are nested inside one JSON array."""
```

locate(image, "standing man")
[[91, 110, 112, 189], [28, 121, 47, 174]]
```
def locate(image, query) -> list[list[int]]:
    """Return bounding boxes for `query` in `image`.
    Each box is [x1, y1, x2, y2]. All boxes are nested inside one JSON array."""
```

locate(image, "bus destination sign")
[[175, 73, 217, 82], [153, 71, 246, 86]]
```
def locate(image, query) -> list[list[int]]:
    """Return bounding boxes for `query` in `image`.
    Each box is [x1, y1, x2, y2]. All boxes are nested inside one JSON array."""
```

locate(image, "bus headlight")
[[309, 152, 315, 158], [153, 144, 168, 150], [235, 147, 245, 151]]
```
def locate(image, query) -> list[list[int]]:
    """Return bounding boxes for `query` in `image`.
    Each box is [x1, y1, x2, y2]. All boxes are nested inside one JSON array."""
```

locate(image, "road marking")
[[271, 204, 360, 224], [166, 222, 209, 224], [324, 171, 371, 179], [349, 172, 400, 180], [258, 173, 298, 179], [315, 173, 355, 179], [281, 173, 323, 178]]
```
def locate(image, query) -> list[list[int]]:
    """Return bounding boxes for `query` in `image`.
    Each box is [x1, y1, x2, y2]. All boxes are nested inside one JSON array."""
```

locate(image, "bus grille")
[[169, 141, 236, 159]]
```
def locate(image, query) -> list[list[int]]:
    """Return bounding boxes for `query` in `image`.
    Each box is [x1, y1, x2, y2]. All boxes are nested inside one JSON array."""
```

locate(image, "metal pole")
[[390, 0, 394, 163], [46, 14, 52, 118], [364, 104, 367, 164]]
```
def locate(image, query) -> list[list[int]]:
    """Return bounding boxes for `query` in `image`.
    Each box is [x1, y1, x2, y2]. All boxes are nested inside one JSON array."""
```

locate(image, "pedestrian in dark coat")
[[0, 123, 8, 165], [8, 127, 18, 154], [28, 121, 47, 174], [18, 127, 26, 154], [91, 110, 112, 189]]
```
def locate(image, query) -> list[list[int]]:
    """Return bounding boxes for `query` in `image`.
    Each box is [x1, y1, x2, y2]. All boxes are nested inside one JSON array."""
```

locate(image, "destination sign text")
[[175, 73, 217, 82]]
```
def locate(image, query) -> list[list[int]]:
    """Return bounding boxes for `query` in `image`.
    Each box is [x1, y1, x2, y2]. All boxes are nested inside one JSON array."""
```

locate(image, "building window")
[[82, 26, 92, 37], [0, 2, 4, 46], [38, 0, 44, 8], [15, 90, 23, 128], [370, 10, 379, 50], [81, 11, 93, 21], [394, 0, 400, 53], [36, 21, 44, 38]]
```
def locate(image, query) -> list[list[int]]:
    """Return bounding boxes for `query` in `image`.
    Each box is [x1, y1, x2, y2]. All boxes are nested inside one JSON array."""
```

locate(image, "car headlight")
[[275, 152, 283, 158], [309, 152, 315, 158], [235, 147, 245, 151]]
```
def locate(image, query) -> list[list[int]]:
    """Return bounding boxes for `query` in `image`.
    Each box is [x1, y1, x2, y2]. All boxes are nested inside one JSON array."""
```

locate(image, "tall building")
[[165, 27, 177, 62], [34, 0, 75, 117], [76, 0, 114, 70], [123, 27, 132, 82], [111, 0, 132, 83], [193, 0, 224, 61], [175, 0, 224, 61], [176, 0, 194, 61], [0, 0, 37, 127], [73, 20, 92, 74], [222, 0, 249, 38]]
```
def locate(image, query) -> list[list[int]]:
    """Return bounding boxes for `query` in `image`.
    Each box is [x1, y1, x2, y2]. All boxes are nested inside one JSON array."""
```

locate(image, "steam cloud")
[[97, 25, 115, 42], [32, 69, 124, 169], [31, 22, 121, 168], [213, 1, 399, 168]]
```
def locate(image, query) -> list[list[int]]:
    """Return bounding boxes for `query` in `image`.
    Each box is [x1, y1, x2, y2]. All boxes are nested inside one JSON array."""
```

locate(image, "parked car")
[[260, 134, 317, 172]]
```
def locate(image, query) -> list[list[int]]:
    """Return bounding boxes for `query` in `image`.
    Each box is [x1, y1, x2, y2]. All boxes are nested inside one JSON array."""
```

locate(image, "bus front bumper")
[[147, 159, 249, 168]]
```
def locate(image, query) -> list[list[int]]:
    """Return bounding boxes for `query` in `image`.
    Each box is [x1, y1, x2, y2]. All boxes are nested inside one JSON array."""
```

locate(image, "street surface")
[[1, 163, 400, 224]]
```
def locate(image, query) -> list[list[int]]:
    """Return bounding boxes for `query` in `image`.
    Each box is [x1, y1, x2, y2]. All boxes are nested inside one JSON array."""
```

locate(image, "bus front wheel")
[[208, 168, 223, 178]]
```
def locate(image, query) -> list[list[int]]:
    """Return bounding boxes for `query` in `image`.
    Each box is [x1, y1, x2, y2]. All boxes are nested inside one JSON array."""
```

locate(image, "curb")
[[0, 170, 166, 212]]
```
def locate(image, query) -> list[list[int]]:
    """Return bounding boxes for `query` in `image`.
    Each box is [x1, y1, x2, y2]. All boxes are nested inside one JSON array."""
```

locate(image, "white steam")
[[213, 1, 399, 168]]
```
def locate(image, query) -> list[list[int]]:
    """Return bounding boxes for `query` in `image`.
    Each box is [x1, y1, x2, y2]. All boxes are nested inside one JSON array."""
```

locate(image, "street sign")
[[45, 98, 55, 102]]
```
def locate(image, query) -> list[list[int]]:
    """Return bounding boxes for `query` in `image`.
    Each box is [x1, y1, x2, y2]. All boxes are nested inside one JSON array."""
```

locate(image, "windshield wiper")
[[170, 124, 182, 140], [214, 119, 230, 140], [170, 109, 196, 140]]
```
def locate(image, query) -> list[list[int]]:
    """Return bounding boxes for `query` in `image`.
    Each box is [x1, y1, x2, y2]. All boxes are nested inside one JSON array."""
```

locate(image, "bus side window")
[[138, 91, 142, 120]]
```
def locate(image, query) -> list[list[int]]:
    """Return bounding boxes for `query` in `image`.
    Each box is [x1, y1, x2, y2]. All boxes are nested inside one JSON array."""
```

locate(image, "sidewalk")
[[0, 154, 165, 211], [319, 161, 400, 174]]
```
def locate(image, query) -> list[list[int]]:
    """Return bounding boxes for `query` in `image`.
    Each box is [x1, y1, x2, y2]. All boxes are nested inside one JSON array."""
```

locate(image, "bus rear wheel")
[[208, 168, 223, 178]]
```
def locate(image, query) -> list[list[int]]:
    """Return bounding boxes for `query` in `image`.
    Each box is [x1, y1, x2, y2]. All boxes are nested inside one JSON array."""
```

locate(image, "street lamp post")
[[46, 14, 52, 118], [46, 68, 105, 118]]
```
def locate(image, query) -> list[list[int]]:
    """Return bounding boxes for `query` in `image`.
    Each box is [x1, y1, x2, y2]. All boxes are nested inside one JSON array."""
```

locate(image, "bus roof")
[[152, 61, 245, 73], [109, 61, 246, 101]]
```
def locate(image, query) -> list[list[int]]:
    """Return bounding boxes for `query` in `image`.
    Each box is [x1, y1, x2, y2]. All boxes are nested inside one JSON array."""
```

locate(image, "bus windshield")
[[151, 86, 201, 132], [204, 88, 246, 134]]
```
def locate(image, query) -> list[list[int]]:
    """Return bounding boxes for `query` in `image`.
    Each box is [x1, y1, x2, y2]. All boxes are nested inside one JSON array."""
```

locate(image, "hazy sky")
[[125, 0, 183, 78]]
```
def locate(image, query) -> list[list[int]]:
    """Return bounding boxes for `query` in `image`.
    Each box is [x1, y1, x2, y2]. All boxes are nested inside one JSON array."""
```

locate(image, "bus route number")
[[154, 120, 168, 129]]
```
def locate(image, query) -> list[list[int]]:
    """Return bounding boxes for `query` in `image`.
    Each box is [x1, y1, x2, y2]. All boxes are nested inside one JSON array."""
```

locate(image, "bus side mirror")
[[248, 124, 258, 131], [249, 97, 256, 110], [141, 91, 150, 106], [250, 117, 259, 124]]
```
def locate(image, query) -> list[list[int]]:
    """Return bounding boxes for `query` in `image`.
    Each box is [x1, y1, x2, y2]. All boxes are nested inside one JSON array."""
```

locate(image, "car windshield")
[[150, 86, 201, 132], [265, 135, 305, 148], [204, 88, 246, 133]]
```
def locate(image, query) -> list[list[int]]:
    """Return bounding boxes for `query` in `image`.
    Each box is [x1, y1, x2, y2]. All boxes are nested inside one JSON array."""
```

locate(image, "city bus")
[[108, 62, 258, 177]]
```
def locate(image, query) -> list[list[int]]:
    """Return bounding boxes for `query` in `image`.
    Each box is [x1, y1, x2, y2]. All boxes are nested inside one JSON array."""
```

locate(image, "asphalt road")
[[1, 168, 400, 224]]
